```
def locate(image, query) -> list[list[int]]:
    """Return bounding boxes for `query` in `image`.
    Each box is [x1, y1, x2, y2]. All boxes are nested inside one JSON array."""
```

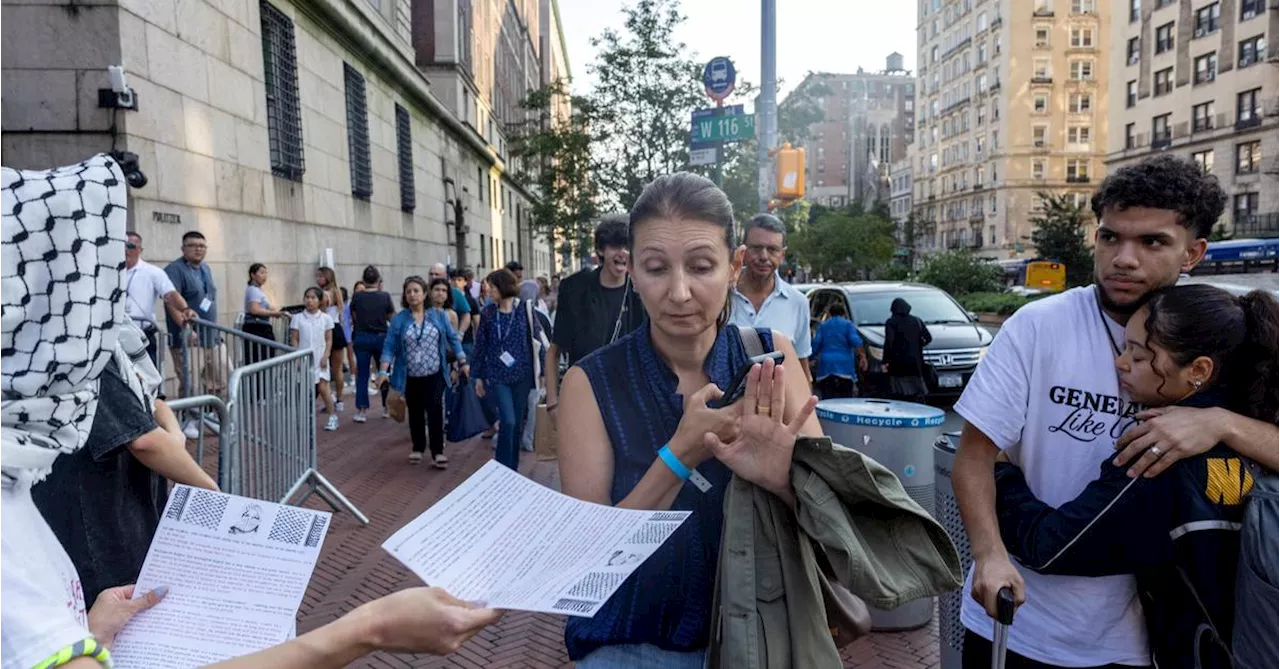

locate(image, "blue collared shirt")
[[728, 274, 812, 357]]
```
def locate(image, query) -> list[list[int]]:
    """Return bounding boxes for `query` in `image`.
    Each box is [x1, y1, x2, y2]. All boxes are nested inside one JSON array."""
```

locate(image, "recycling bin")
[[935, 430, 969, 669], [816, 398, 946, 631]]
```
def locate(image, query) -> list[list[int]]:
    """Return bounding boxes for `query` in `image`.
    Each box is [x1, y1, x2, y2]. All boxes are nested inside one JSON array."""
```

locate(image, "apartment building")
[[911, 0, 1111, 258], [783, 57, 916, 208], [1, 0, 568, 321], [1107, 0, 1278, 238]]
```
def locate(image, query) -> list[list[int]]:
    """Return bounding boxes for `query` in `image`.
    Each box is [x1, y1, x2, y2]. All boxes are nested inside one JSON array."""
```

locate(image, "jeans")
[[353, 331, 388, 410], [405, 373, 446, 456], [576, 644, 706, 669], [817, 375, 856, 399], [490, 377, 533, 470]]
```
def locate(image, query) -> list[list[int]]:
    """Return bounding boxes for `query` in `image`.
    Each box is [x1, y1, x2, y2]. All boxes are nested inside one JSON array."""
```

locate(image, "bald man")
[[429, 263, 471, 336]]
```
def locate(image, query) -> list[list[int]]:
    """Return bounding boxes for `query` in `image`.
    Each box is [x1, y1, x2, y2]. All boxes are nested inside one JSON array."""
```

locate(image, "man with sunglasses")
[[728, 213, 813, 383], [124, 232, 196, 366]]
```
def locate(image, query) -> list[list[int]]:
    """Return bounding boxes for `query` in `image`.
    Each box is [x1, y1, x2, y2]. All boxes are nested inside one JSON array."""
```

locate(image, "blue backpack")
[[1231, 472, 1277, 668]]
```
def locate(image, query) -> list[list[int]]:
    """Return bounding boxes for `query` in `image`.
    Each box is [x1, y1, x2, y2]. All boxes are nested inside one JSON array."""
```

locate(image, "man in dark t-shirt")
[[32, 358, 217, 602], [544, 215, 646, 425]]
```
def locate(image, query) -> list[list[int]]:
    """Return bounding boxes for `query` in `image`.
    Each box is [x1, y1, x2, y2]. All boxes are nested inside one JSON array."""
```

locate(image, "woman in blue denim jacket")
[[378, 277, 468, 467]]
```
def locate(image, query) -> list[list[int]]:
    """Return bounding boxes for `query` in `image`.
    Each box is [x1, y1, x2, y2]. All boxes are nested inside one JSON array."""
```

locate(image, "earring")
[[1193, 380, 1203, 389]]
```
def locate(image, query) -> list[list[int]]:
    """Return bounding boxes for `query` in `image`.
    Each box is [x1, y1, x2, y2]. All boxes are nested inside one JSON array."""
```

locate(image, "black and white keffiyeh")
[[1, 154, 128, 486]]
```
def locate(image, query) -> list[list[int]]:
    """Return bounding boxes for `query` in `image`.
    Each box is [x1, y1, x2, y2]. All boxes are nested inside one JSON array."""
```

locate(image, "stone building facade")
[[2, 0, 569, 322]]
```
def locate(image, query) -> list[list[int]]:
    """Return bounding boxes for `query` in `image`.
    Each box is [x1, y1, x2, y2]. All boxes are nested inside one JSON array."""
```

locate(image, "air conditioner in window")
[[1194, 26, 1208, 37]]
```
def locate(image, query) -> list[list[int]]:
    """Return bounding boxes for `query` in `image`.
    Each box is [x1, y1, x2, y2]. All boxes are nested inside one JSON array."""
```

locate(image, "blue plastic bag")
[[447, 380, 490, 443]]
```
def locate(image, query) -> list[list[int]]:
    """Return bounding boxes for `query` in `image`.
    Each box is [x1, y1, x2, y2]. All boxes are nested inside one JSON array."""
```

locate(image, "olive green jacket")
[[707, 437, 963, 669]]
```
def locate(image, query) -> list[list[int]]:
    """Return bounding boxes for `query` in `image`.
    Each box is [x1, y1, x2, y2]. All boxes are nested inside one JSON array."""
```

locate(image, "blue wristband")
[[658, 444, 692, 480]]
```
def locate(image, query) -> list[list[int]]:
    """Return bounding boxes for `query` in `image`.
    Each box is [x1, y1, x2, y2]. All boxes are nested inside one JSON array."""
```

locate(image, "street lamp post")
[[758, 0, 777, 214]]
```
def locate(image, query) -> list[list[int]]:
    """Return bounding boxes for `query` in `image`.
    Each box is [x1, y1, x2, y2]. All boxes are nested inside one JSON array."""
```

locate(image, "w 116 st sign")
[[691, 112, 756, 143]]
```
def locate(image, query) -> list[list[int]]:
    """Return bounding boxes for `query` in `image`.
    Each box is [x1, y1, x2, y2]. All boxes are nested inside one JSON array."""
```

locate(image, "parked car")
[[807, 281, 994, 398]]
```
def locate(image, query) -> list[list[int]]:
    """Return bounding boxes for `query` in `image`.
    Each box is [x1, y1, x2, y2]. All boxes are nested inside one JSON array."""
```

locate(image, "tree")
[[1030, 191, 1095, 287], [791, 204, 897, 281], [918, 251, 1003, 296], [510, 80, 604, 259], [588, 0, 706, 210], [899, 212, 924, 270]]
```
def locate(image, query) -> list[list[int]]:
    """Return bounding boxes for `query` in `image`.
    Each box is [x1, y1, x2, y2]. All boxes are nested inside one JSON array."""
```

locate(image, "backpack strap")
[[737, 325, 766, 358]]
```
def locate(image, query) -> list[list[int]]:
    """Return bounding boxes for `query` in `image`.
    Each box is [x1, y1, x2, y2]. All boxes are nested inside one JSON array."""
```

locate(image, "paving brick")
[[296, 413, 941, 668]]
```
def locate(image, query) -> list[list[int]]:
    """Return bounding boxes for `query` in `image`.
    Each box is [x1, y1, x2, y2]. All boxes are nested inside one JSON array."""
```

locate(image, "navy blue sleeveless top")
[[564, 325, 774, 660]]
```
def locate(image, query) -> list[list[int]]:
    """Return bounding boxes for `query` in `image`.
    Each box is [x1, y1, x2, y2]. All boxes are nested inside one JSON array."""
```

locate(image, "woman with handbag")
[[471, 268, 547, 471], [883, 297, 933, 403], [377, 277, 468, 467]]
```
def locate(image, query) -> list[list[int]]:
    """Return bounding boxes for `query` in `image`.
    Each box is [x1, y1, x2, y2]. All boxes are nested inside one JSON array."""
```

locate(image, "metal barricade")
[[170, 317, 368, 524], [166, 394, 227, 485]]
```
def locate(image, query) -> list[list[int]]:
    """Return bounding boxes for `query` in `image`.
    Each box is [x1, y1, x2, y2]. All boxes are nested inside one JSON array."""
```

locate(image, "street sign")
[[703, 57, 736, 102], [691, 112, 756, 143], [690, 147, 718, 166], [690, 105, 744, 149]]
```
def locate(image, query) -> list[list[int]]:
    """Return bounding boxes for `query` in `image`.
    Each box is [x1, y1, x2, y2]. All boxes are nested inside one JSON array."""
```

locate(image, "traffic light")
[[773, 142, 805, 201]]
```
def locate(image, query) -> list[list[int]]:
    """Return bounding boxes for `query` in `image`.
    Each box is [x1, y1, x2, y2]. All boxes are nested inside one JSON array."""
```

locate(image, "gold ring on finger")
[[756, 403, 771, 415]]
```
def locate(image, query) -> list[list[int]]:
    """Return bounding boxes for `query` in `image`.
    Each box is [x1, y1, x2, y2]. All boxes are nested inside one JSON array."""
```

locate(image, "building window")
[[1070, 92, 1092, 113], [1192, 149, 1214, 172], [1239, 35, 1267, 67], [1130, 0, 1141, 21], [1067, 126, 1091, 145], [1194, 53, 1217, 84], [1071, 0, 1095, 13], [1238, 88, 1262, 124], [1152, 113, 1172, 144], [1126, 80, 1138, 108], [1192, 101, 1215, 132], [1195, 2, 1220, 37], [1034, 93, 1049, 113], [1033, 124, 1048, 147], [1154, 67, 1173, 96], [260, 1, 304, 181], [1032, 159, 1046, 179], [1033, 58, 1051, 79], [1155, 22, 1175, 53], [1125, 122, 1137, 148], [1070, 27, 1095, 47], [1070, 60, 1094, 80], [1237, 140, 1262, 173], [1156, 0, 1175, 7], [1035, 26, 1051, 48], [1127, 37, 1141, 65], [395, 104, 415, 212], [1235, 192, 1260, 219], [1241, 0, 1265, 19], [1067, 158, 1089, 182], [343, 63, 373, 199]]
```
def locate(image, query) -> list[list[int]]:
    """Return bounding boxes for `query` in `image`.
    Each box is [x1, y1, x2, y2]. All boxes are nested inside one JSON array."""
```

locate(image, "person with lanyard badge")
[[471, 268, 548, 471], [242, 263, 287, 365], [728, 214, 814, 385], [315, 267, 348, 413], [952, 155, 1280, 669], [378, 277, 468, 467], [164, 230, 220, 395], [291, 287, 338, 432], [123, 232, 196, 368]]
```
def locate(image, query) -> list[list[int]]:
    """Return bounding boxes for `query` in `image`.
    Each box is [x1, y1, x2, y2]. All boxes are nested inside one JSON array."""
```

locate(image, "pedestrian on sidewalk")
[[472, 269, 548, 471], [728, 214, 814, 385], [315, 267, 348, 413], [344, 282, 362, 395], [291, 287, 338, 432], [379, 277, 468, 467], [810, 302, 867, 399], [124, 231, 196, 368], [243, 262, 287, 364], [350, 266, 395, 423], [883, 297, 932, 403]]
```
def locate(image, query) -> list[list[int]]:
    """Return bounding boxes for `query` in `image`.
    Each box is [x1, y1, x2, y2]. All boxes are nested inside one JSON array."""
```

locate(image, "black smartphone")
[[707, 351, 786, 408]]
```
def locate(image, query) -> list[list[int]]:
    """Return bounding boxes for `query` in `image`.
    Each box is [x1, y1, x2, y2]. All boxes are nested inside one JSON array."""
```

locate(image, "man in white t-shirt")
[[953, 155, 1279, 667], [124, 232, 195, 366]]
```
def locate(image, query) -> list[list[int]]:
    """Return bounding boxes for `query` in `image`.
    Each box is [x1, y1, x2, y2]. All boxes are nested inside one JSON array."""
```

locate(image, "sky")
[[555, 0, 918, 103]]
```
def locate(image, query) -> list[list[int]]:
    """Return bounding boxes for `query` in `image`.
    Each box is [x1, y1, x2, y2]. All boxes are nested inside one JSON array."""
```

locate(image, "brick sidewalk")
[[291, 412, 941, 669]]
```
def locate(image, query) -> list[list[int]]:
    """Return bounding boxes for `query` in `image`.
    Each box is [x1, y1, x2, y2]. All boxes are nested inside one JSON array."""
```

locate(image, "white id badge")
[[499, 351, 516, 367], [199, 297, 212, 312]]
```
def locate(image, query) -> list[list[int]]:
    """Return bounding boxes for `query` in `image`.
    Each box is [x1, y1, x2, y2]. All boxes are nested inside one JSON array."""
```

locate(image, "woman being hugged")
[[378, 277, 468, 467], [556, 173, 821, 667]]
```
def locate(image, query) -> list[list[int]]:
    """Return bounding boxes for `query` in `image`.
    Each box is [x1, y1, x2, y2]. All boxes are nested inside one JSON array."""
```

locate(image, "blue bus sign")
[[703, 57, 736, 102]]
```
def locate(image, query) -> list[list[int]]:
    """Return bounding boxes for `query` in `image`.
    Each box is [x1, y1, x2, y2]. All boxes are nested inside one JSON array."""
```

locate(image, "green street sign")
[[691, 113, 756, 143]]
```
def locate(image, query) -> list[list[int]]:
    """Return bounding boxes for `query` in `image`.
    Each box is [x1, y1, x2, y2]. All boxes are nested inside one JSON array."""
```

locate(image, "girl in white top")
[[291, 287, 337, 431]]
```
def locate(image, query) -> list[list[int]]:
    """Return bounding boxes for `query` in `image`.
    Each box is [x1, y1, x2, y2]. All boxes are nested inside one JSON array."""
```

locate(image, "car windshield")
[[846, 290, 971, 326]]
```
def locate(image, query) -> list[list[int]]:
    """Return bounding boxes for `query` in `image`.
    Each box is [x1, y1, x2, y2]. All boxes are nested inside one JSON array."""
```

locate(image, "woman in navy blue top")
[[472, 268, 547, 470], [557, 173, 822, 668]]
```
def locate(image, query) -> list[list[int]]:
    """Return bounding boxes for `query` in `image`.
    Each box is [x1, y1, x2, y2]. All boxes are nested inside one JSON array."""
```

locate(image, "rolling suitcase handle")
[[991, 587, 1017, 669]]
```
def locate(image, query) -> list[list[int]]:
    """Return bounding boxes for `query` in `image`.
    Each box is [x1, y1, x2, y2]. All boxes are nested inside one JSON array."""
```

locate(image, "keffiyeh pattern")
[[1, 154, 128, 485]]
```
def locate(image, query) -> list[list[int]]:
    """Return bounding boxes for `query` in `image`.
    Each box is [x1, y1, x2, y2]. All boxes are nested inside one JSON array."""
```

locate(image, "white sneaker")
[[353, 411, 367, 424], [183, 421, 200, 440], [335, 400, 345, 413], [381, 406, 390, 419], [324, 415, 339, 432]]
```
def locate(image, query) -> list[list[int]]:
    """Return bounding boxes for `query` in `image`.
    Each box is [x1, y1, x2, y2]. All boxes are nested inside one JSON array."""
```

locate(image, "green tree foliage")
[[791, 204, 896, 281], [918, 251, 1003, 296], [1029, 191, 1095, 287], [510, 81, 603, 259]]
